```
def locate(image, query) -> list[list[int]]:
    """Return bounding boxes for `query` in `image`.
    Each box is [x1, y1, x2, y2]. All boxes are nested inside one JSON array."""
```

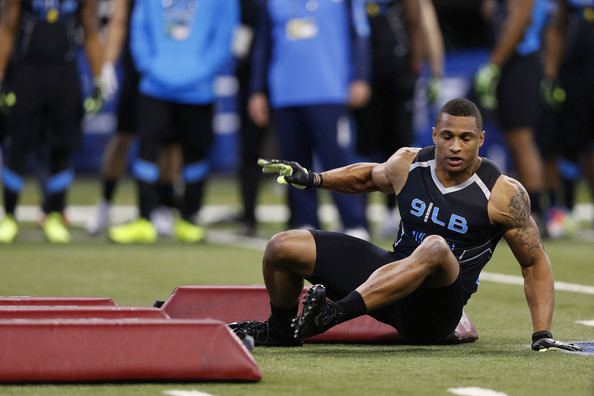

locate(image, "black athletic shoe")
[[292, 284, 343, 339], [228, 320, 303, 347]]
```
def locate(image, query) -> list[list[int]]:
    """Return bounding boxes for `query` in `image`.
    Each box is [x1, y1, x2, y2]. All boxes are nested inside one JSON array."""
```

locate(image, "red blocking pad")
[[0, 319, 261, 382], [0, 307, 168, 319], [0, 297, 116, 306], [162, 285, 478, 344]]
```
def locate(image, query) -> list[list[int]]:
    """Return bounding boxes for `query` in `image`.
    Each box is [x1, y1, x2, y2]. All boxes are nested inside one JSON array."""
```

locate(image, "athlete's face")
[[432, 113, 484, 174]]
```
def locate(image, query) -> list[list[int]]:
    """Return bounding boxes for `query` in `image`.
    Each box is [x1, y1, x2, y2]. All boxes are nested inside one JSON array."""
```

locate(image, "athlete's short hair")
[[437, 98, 483, 131]]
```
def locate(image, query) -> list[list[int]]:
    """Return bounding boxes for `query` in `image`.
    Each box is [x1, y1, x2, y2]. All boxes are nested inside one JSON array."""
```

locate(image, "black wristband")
[[532, 330, 553, 342], [316, 172, 323, 187]]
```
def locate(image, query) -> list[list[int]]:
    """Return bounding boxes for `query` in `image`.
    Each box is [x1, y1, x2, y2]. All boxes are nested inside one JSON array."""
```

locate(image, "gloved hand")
[[257, 158, 322, 190], [473, 63, 501, 110], [540, 77, 566, 112], [0, 81, 17, 115], [83, 79, 107, 116], [99, 62, 118, 101], [531, 330, 583, 352], [427, 76, 441, 105]]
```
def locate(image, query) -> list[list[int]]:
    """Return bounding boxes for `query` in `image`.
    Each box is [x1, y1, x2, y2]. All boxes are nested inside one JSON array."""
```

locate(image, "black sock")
[[268, 304, 298, 331], [157, 183, 175, 208], [334, 290, 367, 322], [102, 179, 117, 203]]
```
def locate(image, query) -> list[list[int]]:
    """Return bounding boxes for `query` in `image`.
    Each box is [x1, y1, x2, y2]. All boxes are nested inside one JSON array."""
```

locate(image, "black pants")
[[135, 94, 214, 220], [2, 61, 81, 214], [307, 230, 464, 341]]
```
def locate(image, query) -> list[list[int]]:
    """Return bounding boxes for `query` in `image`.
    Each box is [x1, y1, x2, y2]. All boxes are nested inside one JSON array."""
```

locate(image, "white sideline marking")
[[480, 272, 594, 295], [163, 390, 214, 396], [576, 320, 594, 327], [448, 387, 508, 396]]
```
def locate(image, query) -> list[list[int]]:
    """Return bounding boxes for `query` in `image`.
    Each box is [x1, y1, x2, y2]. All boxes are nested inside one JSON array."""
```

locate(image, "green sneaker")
[[0, 215, 18, 243], [175, 219, 205, 243], [109, 218, 157, 244], [43, 212, 71, 243]]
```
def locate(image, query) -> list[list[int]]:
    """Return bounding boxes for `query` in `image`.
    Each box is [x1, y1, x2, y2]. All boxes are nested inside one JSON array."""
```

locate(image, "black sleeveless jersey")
[[395, 146, 503, 303]]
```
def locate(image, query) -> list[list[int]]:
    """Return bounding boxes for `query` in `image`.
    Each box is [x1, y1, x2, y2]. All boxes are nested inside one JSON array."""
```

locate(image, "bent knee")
[[264, 229, 312, 265], [419, 235, 451, 259]]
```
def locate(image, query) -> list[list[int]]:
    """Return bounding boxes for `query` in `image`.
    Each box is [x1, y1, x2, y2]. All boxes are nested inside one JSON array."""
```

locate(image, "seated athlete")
[[230, 98, 581, 352]]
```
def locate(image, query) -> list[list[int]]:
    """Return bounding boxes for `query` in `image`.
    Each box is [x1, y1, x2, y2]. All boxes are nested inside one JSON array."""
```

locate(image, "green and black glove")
[[83, 79, 107, 116], [474, 62, 501, 110], [0, 81, 17, 115], [531, 330, 583, 352], [257, 158, 322, 190], [540, 78, 566, 112]]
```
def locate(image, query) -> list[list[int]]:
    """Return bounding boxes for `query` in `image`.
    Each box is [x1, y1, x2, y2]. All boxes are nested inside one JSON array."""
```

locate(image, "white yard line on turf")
[[576, 320, 594, 327], [163, 390, 214, 396], [8, 205, 594, 295], [448, 387, 508, 396]]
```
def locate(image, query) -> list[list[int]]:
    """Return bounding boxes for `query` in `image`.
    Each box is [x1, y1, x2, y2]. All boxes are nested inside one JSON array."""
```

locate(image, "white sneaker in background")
[[344, 227, 370, 241], [86, 200, 110, 235], [151, 206, 174, 237]]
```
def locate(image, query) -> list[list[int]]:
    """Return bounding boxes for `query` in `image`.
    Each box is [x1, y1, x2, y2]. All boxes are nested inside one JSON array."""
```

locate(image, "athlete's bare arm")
[[0, 0, 22, 80], [80, 0, 103, 78], [488, 175, 554, 333], [319, 147, 421, 194]]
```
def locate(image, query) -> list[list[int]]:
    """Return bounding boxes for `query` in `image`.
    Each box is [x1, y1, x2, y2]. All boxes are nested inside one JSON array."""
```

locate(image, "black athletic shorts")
[[116, 51, 140, 134], [497, 52, 542, 131], [307, 230, 464, 342]]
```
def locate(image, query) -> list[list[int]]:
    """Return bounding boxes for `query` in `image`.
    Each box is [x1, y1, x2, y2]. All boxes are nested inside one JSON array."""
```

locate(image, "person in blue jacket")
[[249, 0, 372, 239], [109, 0, 239, 244]]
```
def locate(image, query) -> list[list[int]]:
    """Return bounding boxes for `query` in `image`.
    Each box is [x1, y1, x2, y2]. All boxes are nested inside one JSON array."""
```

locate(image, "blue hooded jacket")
[[131, 0, 239, 104]]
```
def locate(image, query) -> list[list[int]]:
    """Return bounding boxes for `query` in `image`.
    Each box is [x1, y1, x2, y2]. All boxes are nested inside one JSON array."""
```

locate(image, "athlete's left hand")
[[258, 159, 321, 190], [531, 331, 582, 352]]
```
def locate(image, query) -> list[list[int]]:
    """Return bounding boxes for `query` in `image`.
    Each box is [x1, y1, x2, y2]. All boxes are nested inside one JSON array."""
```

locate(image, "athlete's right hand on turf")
[[531, 331, 583, 352], [0, 81, 17, 115], [258, 159, 321, 190], [473, 62, 501, 110]]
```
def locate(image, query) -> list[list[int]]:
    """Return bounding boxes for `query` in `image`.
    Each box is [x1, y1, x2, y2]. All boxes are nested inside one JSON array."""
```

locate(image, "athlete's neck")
[[435, 157, 482, 187]]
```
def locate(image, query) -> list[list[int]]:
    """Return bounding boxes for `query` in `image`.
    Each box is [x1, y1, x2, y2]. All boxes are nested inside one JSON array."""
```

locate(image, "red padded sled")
[[0, 297, 116, 306], [162, 285, 478, 344], [0, 319, 261, 382], [0, 306, 167, 319]]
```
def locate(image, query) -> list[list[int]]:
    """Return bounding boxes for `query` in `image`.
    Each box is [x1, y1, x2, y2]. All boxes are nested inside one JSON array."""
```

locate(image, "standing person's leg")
[[109, 95, 169, 243], [0, 65, 42, 243], [87, 54, 141, 235], [174, 102, 214, 242], [308, 104, 368, 236], [237, 73, 267, 235], [273, 107, 319, 229], [42, 62, 82, 243], [497, 54, 545, 226]]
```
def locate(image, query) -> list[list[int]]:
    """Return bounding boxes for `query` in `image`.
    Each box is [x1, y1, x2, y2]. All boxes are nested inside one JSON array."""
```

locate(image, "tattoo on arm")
[[508, 186, 542, 256]]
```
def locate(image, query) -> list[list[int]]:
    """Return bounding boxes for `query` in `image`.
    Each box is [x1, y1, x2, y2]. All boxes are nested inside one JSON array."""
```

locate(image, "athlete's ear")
[[432, 126, 437, 144], [479, 130, 485, 147]]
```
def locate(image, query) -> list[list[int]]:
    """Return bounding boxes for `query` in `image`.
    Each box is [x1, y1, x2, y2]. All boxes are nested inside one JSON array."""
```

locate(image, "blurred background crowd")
[[0, 0, 592, 244]]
